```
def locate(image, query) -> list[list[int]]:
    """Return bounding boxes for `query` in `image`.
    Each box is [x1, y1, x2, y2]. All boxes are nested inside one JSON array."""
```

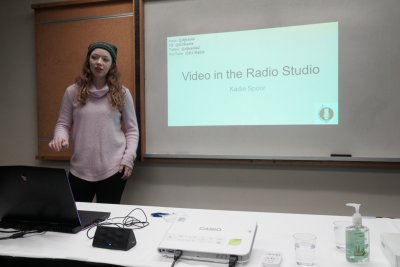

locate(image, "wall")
[[0, 0, 399, 218]]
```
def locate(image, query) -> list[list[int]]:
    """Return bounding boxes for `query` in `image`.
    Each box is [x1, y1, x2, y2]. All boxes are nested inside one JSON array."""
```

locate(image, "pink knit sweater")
[[54, 84, 139, 181]]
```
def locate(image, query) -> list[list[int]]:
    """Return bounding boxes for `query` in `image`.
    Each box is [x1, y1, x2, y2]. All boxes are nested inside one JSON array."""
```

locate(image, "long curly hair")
[[75, 54, 125, 109]]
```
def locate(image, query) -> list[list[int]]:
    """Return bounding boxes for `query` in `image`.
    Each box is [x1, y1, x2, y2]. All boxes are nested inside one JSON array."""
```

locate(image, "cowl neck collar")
[[88, 84, 109, 98]]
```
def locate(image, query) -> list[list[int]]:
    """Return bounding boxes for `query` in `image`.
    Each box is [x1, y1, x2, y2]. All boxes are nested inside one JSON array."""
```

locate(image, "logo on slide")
[[319, 107, 334, 121]]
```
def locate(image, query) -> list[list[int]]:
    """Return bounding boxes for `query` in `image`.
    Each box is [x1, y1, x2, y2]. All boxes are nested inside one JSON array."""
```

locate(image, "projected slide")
[[167, 22, 338, 126]]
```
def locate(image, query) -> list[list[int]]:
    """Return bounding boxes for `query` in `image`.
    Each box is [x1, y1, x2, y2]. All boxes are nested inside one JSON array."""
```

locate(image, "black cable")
[[228, 255, 238, 267], [0, 230, 44, 240], [86, 207, 150, 239], [9, 232, 26, 239], [171, 250, 183, 267]]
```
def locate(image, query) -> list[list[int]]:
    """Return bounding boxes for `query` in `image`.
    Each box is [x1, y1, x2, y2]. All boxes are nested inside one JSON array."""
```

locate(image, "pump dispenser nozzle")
[[346, 203, 362, 227]]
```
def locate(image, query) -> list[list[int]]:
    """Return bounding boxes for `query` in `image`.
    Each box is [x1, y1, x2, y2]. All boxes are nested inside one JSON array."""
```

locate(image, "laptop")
[[0, 165, 110, 234], [157, 214, 257, 264]]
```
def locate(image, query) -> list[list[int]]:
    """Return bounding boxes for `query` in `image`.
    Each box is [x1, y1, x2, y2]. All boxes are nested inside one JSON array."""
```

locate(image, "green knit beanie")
[[87, 41, 117, 62]]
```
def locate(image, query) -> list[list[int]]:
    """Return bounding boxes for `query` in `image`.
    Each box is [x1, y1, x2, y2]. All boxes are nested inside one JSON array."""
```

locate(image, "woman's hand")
[[119, 164, 132, 180], [48, 137, 69, 151]]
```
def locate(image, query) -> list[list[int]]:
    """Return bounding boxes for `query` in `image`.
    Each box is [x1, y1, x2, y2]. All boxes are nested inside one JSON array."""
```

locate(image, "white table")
[[0, 202, 398, 267]]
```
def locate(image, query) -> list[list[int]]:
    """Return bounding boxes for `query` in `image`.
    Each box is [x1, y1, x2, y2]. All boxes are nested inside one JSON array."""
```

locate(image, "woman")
[[49, 41, 139, 204]]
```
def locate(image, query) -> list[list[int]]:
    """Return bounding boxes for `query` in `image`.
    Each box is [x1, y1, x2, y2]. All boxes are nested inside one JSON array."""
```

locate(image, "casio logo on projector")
[[199, 227, 222, 231]]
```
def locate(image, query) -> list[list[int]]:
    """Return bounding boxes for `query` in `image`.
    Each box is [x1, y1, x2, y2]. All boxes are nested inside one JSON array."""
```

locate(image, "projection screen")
[[143, 0, 400, 161]]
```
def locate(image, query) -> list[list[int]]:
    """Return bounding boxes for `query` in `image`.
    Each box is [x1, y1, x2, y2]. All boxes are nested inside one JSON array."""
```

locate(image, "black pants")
[[68, 172, 127, 204]]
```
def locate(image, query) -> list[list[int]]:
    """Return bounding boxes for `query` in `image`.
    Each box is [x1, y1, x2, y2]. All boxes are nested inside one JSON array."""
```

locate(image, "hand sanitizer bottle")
[[345, 203, 370, 263]]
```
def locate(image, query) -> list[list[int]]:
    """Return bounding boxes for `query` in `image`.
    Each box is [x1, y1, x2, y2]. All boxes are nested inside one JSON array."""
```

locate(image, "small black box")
[[92, 226, 136, 251]]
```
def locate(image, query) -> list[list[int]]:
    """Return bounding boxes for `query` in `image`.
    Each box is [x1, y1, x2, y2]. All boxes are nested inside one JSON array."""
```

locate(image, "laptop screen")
[[0, 165, 101, 233]]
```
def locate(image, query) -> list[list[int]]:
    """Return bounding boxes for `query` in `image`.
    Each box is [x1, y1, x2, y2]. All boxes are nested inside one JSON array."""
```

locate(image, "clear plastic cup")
[[293, 233, 317, 266], [333, 221, 351, 251]]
